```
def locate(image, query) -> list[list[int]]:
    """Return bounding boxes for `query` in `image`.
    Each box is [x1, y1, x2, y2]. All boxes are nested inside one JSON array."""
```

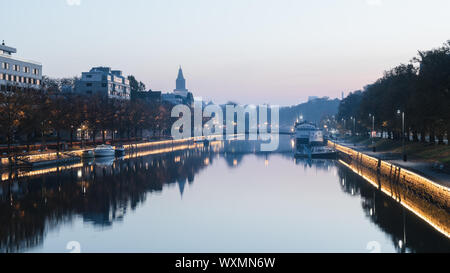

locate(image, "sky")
[[1, 0, 450, 105]]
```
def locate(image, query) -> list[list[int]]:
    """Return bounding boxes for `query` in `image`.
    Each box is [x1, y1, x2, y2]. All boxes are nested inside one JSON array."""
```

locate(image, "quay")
[[330, 140, 450, 237], [0, 137, 206, 169]]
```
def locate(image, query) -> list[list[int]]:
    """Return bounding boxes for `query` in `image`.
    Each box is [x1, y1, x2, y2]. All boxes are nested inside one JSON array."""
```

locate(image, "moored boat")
[[295, 145, 337, 158], [94, 145, 115, 157], [294, 121, 336, 158], [115, 145, 126, 156], [82, 149, 95, 159]]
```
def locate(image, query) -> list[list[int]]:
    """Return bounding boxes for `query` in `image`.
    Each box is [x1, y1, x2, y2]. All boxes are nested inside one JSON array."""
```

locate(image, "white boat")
[[294, 121, 336, 158], [295, 121, 324, 146], [94, 145, 115, 157]]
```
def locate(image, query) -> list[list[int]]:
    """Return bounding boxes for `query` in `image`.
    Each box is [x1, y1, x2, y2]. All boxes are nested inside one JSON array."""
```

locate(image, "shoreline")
[[330, 140, 450, 237], [0, 137, 201, 170], [330, 140, 450, 202]]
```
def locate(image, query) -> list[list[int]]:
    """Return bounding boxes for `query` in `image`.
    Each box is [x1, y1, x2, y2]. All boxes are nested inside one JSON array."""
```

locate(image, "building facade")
[[74, 67, 131, 100], [0, 41, 42, 91]]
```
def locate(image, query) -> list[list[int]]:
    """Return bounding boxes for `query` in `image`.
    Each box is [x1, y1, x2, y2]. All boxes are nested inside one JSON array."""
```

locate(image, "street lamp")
[[397, 110, 407, 162], [369, 114, 376, 152], [350, 117, 356, 136], [342, 118, 346, 136]]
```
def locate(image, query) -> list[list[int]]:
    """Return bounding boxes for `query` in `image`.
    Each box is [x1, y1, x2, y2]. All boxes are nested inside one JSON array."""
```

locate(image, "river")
[[0, 136, 448, 253]]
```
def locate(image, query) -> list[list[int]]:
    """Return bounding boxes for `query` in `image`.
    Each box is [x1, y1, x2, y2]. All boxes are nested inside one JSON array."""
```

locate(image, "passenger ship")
[[294, 121, 336, 158]]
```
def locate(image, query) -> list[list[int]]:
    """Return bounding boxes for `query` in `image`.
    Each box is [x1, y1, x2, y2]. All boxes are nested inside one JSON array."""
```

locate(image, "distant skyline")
[[2, 0, 450, 105]]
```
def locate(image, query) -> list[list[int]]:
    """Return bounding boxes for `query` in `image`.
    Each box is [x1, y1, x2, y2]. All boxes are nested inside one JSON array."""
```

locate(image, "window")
[[86, 75, 93, 78], [33, 68, 39, 75], [86, 83, 92, 87], [13, 64, 20, 72], [86, 90, 92, 94], [2, 62, 9, 70], [0, 74, 3, 80], [23, 66, 30, 73]]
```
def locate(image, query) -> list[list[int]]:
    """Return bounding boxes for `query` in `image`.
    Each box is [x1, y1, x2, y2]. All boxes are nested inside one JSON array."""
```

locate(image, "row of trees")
[[338, 40, 450, 144], [0, 83, 173, 155]]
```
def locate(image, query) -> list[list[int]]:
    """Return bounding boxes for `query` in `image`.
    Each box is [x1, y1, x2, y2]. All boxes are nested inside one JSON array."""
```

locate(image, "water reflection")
[[0, 136, 448, 253], [0, 145, 215, 252]]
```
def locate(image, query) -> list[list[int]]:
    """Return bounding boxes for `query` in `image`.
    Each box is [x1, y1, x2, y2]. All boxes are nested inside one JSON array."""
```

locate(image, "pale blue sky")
[[2, 0, 450, 105]]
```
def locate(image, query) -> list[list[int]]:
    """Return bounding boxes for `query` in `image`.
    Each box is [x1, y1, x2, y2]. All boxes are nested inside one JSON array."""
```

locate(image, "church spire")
[[174, 66, 187, 92], [177, 66, 184, 80]]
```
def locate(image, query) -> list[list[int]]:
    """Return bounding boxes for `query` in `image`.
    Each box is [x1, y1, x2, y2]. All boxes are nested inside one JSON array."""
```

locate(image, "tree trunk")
[[429, 129, 436, 144], [413, 131, 418, 142], [420, 130, 426, 143], [7, 132, 12, 163], [57, 130, 61, 151], [70, 129, 73, 148], [445, 123, 450, 145], [92, 130, 96, 146], [41, 128, 46, 151], [26, 134, 31, 152]]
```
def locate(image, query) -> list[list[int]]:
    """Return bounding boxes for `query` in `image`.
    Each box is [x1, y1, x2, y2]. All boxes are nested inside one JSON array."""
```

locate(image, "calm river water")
[[0, 136, 449, 253]]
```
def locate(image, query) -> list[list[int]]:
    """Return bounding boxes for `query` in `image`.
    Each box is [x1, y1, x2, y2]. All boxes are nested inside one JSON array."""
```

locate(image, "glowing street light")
[[369, 114, 375, 152], [397, 109, 407, 162]]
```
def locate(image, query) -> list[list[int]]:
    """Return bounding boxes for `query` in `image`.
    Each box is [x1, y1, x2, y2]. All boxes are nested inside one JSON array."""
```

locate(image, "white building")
[[74, 67, 131, 100], [0, 41, 42, 91]]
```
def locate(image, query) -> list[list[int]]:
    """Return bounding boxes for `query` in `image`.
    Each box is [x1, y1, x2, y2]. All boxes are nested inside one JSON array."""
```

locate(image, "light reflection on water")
[[0, 136, 448, 253]]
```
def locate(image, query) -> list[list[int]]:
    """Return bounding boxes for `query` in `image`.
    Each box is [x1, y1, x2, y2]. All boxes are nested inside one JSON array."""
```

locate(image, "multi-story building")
[[74, 67, 131, 100], [0, 41, 42, 91]]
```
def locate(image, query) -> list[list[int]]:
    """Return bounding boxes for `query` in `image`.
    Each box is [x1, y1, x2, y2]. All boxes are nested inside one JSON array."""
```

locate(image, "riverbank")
[[332, 142, 450, 238], [0, 137, 202, 169], [330, 140, 450, 236], [331, 139, 450, 190], [337, 137, 450, 188]]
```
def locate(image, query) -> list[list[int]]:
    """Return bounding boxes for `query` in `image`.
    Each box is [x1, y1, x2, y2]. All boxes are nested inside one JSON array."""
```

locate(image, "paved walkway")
[[336, 141, 450, 189]]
